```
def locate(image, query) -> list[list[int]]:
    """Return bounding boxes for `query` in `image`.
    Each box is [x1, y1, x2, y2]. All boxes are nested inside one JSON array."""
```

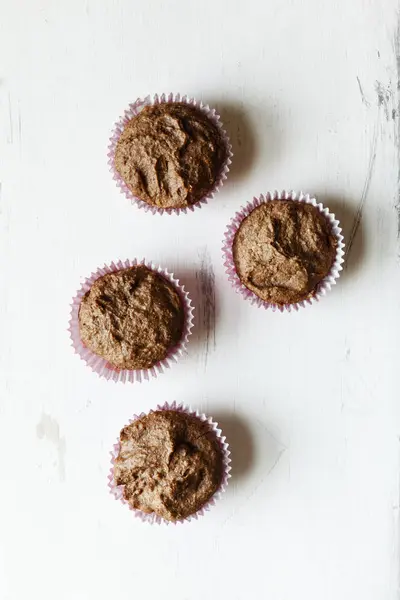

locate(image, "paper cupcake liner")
[[107, 93, 233, 215], [69, 259, 194, 382], [222, 190, 345, 313], [108, 401, 231, 525]]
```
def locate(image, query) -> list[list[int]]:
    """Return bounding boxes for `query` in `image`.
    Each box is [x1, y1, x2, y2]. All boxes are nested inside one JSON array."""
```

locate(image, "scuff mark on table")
[[394, 14, 400, 236], [196, 247, 216, 367], [36, 413, 66, 482], [375, 80, 392, 121], [8, 93, 13, 145], [17, 102, 22, 148]]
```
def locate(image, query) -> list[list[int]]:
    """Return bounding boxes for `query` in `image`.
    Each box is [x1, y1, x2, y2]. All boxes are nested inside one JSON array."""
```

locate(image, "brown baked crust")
[[233, 201, 337, 305], [78, 266, 184, 370], [114, 102, 228, 209], [114, 410, 223, 521]]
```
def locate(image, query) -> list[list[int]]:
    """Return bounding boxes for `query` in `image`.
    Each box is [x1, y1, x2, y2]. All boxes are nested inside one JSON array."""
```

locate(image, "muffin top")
[[114, 102, 228, 209], [78, 266, 184, 370], [233, 200, 337, 305], [114, 410, 224, 521]]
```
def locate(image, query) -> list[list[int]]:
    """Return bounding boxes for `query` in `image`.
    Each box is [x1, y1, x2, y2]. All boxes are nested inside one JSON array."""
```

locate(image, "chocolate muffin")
[[233, 200, 337, 305], [78, 265, 184, 370], [114, 102, 228, 210], [114, 410, 224, 522]]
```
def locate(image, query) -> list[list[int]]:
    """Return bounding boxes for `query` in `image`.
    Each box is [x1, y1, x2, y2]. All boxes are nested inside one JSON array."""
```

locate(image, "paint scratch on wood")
[[196, 247, 216, 367], [394, 14, 400, 236], [356, 76, 371, 107], [346, 119, 378, 260]]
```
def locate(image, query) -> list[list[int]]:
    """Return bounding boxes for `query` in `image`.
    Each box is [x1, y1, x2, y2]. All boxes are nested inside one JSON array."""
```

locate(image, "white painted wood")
[[1, 0, 400, 598]]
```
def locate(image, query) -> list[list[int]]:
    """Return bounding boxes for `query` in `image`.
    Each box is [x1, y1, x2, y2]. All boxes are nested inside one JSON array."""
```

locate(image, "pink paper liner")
[[107, 93, 233, 215], [108, 401, 231, 525], [222, 190, 345, 313], [69, 259, 194, 383]]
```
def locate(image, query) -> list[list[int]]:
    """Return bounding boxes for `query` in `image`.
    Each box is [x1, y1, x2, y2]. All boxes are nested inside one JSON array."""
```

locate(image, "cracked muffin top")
[[78, 266, 184, 370], [233, 201, 337, 306], [114, 410, 224, 522], [114, 102, 228, 209]]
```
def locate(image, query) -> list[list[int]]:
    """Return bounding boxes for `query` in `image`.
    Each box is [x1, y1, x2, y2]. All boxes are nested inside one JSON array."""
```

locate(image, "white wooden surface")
[[1, 1, 400, 598]]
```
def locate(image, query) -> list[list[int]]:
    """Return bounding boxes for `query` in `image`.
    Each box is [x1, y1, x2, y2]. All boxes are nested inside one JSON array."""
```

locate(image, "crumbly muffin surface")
[[114, 102, 228, 209], [233, 201, 337, 305], [114, 410, 224, 521], [79, 266, 184, 370]]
